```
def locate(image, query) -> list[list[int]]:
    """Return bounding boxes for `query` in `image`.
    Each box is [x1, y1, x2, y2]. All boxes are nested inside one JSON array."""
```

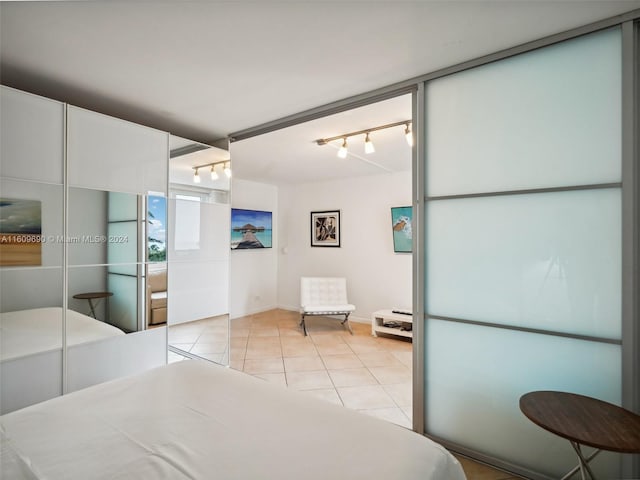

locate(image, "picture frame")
[[390, 206, 412, 253], [0, 197, 43, 266], [311, 210, 340, 247], [231, 208, 273, 250]]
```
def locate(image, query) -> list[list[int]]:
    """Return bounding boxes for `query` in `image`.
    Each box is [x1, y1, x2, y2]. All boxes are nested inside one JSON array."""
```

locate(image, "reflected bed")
[[1, 307, 127, 414], [0, 307, 125, 361], [1, 360, 465, 479]]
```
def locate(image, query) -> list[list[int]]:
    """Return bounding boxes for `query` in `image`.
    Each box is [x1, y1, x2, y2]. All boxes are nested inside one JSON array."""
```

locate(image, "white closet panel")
[[0, 86, 65, 184], [168, 260, 229, 325], [67, 106, 168, 194]]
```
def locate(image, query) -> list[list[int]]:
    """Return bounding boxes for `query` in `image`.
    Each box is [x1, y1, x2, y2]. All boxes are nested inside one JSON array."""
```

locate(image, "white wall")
[[277, 171, 412, 322], [229, 179, 278, 318]]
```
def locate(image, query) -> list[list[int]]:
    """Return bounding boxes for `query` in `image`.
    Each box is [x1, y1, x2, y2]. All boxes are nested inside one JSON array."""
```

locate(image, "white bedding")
[[0, 307, 125, 362], [1, 360, 466, 480]]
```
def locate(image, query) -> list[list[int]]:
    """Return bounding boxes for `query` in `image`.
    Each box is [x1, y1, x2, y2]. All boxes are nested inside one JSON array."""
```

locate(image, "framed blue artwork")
[[391, 206, 412, 253], [231, 208, 273, 249]]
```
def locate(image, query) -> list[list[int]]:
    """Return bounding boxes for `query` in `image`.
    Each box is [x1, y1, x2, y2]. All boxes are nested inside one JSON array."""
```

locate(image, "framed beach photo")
[[231, 208, 273, 250], [311, 210, 340, 247], [391, 206, 412, 253], [0, 197, 42, 266]]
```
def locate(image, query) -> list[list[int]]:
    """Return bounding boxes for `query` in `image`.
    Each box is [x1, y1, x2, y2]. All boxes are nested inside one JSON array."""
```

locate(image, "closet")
[[0, 86, 169, 413]]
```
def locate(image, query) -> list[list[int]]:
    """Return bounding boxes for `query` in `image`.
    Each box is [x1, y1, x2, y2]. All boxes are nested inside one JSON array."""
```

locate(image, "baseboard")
[[229, 304, 278, 320]]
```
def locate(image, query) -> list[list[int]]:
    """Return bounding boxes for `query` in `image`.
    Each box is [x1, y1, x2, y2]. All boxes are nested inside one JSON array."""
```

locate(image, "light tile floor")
[[168, 314, 229, 364], [230, 308, 414, 427], [168, 308, 523, 480]]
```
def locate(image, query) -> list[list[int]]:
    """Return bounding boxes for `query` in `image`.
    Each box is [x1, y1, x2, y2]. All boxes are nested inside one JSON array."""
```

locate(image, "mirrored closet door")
[[167, 136, 231, 365], [0, 87, 65, 414], [65, 105, 169, 392]]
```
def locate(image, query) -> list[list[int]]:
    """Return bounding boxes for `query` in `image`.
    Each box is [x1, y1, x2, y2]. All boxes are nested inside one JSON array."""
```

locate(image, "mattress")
[[0, 360, 466, 480], [0, 307, 125, 362]]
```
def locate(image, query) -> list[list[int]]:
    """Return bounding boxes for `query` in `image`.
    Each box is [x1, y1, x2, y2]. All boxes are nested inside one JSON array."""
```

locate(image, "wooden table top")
[[72, 291, 113, 300], [520, 391, 640, 453]]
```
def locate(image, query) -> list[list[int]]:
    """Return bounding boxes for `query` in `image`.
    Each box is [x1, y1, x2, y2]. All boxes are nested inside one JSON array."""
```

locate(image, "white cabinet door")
[[67, 106, 168, 194], [1, 86, 65, 184]]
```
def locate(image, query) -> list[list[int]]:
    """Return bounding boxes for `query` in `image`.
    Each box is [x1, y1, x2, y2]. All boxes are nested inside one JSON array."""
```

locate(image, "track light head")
[[210, 165, 219, 180], [224, 162, 232, 178], [364, 132, 375, 154], [337, 138, 348, 158], [193, 168, 201, 183], [404, 123, 413, 147]]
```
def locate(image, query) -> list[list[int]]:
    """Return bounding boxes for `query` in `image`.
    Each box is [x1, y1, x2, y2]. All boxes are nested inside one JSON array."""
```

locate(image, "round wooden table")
[[72, 291, 113, 319], [520, 391, 640, 480]]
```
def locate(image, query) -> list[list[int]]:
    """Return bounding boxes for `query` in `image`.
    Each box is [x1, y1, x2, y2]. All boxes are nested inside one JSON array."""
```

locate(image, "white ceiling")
[[2, 1, 639, 185]]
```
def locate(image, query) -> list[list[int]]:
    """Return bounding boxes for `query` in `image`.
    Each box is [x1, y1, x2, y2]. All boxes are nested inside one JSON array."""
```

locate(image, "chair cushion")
[[148, 270, 167, 292], [150, 307, 167, 325], [150, 291, 167, 309], [300, 277, 350, 306]]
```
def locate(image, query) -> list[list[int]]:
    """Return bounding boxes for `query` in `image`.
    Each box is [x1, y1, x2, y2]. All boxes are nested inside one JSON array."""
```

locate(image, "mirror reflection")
[[67, 187, 168, 332], [167, 136, 230, 365], [147, 263, 167, 327], [64, 189, 168, 397], [0, 179, 65, 413]]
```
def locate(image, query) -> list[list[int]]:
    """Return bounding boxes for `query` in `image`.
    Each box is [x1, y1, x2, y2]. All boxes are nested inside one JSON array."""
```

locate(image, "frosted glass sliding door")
[[423, 27, 624, 478]]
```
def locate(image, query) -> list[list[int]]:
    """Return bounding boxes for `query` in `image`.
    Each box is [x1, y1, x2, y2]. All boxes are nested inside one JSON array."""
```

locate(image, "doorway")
[[226, 93, 415, 428]]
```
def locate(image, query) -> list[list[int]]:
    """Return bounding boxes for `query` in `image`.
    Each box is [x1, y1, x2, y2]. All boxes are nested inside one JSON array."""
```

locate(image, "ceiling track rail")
[[228, 85, 417, 143]]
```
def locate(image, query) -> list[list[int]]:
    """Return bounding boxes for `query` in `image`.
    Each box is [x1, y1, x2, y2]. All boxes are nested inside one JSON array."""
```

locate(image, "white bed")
[[0, 307, 125, 362], [0, 360, 466, 480]]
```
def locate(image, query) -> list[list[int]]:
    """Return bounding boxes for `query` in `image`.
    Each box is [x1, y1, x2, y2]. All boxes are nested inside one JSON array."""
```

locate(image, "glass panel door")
[[423, 27, 623, 478]]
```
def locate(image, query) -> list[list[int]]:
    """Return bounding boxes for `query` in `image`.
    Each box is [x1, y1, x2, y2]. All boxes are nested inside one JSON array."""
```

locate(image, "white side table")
[[371, 309, 413, 339]]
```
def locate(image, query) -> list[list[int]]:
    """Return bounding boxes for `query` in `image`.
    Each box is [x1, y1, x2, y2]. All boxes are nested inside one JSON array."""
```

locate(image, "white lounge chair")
[[299, 277, 355, 336]]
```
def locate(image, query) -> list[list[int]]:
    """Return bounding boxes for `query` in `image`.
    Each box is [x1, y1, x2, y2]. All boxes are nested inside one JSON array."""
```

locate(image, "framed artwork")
[[311, 210, 340, 247], [391, 206, 412, 253], [231, 208, 273, 249], [0, 197, 42, 266]]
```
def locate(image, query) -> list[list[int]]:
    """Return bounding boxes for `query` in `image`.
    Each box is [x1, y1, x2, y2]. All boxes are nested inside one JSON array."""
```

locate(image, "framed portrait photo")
[[310, 210, 340, 247]]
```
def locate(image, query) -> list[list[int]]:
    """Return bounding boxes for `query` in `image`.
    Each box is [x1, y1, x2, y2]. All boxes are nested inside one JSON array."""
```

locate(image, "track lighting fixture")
[[192, 160, 230, 183], [364, 132, 375, 154], [316, 120, 412, 156], [337, 138, 348, 159]]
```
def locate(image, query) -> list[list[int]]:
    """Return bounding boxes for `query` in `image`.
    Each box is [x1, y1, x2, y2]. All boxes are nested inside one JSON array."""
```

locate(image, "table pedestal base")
[[560, 443, 601, 480]]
